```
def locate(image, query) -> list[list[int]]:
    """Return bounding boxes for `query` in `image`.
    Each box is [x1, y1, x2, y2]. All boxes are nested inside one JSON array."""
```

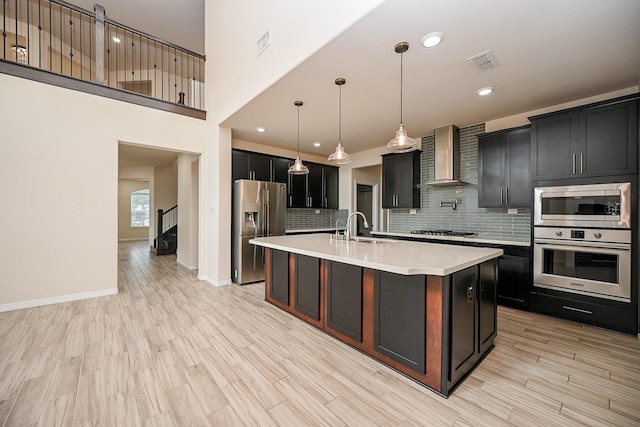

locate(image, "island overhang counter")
[[250, 234, 503, 397]]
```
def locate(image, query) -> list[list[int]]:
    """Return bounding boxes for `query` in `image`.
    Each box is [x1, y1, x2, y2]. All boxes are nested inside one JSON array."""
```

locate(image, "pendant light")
[[288, 100, 309, 175], [386, 41, 418, 153], [328, 77, 352, 164]]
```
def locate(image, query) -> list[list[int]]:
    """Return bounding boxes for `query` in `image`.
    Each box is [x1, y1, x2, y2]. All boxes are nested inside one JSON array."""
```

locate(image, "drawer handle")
[[562, 305, 592, 315], [467, 286, 474, 303]]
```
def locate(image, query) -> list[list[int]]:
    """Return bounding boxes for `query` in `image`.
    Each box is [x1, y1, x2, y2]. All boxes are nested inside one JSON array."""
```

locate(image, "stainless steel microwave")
[[534, 182, 631, 228]]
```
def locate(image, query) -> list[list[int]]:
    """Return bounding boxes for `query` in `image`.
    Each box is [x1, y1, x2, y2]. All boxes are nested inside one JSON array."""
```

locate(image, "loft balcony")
[[0, 0, 205, 119]]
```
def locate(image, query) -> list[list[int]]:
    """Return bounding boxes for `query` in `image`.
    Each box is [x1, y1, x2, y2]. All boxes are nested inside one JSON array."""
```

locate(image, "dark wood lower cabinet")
[[294, 254, 320, 321], [374, 271, 426, 374], [263, 248, 498, 397], [269, 249, 289, 305], [326, 262, 363, 342], [449, 266, 478, 385]]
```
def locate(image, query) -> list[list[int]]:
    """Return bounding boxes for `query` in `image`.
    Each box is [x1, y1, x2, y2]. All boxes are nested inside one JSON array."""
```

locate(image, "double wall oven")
[[533, 182, 632, 303]]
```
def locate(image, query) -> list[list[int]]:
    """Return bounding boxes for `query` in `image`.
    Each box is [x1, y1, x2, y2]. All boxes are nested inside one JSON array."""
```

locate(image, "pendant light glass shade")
[[288, 100, 309, 175], [387, 42, 419, 153], [328, 77, 352, 165]]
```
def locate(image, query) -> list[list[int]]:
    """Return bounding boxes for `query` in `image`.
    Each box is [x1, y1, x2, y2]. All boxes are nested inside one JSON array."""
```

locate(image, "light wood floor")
[[1, 241, 639, 426]]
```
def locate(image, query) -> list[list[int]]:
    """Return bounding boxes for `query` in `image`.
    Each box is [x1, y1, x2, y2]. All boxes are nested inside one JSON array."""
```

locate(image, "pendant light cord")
[[297, 104, 300, 153], [400, 50, 404, 126], [339, 84, 342, 142]]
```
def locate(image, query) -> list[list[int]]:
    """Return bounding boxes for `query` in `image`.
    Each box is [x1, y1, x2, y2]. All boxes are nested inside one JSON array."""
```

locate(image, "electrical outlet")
[[410, 209, 417, 215], [508, 208, 518, 214], [315, 210, 320, 214]]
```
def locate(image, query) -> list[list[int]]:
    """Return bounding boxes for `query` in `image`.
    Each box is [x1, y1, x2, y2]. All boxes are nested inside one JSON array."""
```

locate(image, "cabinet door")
[[396, 151, 420, 208], [327, 262, 363, 342], [270, 250, 289, 305], [374, 271, 426, 374], [504, 129, 531, 207], [381, 155, 397, 208], [232, 150, 251, 182], [530, 112, 578, 180], [307, 163, 324, 208], [288, 172, 308, 208], [478, 260, 498, 355], [250, 153, 272, 181], [323, 166, 339, 209], [294, 254, 320, 320], [271, 157, 291, 184], [450, 266, 478, 384], [580, 100, 638, 177], [497, 255, 530, 309], [478, 134, 505, 207]]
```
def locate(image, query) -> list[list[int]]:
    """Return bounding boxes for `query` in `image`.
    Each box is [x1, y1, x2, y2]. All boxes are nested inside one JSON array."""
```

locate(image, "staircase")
[[154, 206, 178, 255]]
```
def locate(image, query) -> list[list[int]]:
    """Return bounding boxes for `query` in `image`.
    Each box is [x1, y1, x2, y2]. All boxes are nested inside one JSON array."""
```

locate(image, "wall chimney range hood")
[[426, 125, 465, 186]]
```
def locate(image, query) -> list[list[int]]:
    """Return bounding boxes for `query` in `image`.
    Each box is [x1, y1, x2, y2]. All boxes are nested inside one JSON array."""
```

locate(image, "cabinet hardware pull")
[[500, 188, 503, 205], [467, 286, 474, 303], [505, 187, 509, 204], [580, 152, 584, 174], [562, 305, 592, 315], [572, 154, 576, 174]]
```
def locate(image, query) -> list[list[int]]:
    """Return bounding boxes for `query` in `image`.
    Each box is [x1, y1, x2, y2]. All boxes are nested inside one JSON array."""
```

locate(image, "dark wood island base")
[[264, 248, 499, 397]]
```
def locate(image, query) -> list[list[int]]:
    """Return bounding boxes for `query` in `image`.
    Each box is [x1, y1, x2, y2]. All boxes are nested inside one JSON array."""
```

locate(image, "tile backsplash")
[[388, 123, 531, 239], [286, 209, 348, 231]]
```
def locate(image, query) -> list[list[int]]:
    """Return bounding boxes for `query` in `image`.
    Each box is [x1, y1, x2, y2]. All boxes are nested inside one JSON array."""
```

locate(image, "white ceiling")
[[119, 144, 179, 167], [109, 0, 640, 163], [223, 0, 640, 158]]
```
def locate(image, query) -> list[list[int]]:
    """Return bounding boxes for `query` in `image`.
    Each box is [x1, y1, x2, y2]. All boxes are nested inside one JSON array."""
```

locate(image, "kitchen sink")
[[350, 237, 397, 244]]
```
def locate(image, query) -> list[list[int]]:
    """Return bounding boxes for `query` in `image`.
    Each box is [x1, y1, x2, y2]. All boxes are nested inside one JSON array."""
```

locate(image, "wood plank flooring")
[[1, 240, 639, 426]]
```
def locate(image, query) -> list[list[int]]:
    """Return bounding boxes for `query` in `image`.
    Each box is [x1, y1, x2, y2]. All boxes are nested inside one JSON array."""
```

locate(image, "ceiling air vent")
[[466, 50, 501, 71]]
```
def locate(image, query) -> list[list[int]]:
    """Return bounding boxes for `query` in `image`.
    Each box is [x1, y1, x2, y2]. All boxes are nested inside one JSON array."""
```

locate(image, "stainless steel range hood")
[[426, 125, 465, 186]]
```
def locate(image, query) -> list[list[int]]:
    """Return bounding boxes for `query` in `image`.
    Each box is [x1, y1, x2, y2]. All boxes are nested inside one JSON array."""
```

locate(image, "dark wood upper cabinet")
[[530, 95, 638, 180], [232, 150, 271, 182], [382, 151, 421, 209], [478, 126, 530, 208], [232, 150, 340, 209]]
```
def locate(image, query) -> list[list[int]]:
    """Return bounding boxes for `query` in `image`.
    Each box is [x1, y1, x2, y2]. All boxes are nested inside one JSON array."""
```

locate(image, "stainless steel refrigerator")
[[232, 179, 286, 284]]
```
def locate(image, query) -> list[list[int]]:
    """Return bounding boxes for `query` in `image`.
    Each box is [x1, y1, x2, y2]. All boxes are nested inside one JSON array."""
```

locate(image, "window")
[[131, 189, 150, 227]]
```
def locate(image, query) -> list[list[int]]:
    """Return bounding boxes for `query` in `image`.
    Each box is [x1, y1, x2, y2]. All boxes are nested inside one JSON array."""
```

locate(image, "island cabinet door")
[[373, 271, 426, 374], [478, 259, 498, 355], [294, 254, 321, 321], [326, 261, 363, 343], [269, 249, 290, 306], [449, 266, 480, 386]]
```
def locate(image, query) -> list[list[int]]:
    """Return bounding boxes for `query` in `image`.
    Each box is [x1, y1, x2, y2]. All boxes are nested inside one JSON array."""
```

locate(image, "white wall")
[[0, 73, 206, 308], [200, 0, 386, 286]]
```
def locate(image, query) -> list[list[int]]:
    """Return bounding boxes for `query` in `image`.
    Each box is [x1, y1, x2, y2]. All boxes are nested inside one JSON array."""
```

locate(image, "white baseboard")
[[0, 288, 119, 313], [118, 238, 148, 242], [198, 274, 232, 287], [177, 259, 198, 270]]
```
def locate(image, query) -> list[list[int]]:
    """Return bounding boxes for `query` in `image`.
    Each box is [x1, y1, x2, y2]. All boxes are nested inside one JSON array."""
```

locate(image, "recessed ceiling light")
[[421, 32, 444, 48], [313, 142, 321, 147], [256, 126, 266, 133], [477, 87, 494, 96], [113, 36, 121, 43]]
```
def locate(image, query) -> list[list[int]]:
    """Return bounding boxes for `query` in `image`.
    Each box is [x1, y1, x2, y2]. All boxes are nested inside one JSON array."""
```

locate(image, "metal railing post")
[[94, 3, 104, 84]]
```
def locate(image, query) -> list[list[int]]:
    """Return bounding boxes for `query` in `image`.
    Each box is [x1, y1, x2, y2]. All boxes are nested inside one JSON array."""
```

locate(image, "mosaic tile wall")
[[388, 123, 531, 239], [285, 208, 348, 231]]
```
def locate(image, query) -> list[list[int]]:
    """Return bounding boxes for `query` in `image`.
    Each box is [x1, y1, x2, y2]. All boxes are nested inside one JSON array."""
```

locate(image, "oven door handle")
[[534, 238, 631, 250]]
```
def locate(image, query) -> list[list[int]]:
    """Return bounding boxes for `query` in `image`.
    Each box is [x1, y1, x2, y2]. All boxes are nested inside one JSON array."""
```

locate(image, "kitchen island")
[[250, 234, 503, 397]]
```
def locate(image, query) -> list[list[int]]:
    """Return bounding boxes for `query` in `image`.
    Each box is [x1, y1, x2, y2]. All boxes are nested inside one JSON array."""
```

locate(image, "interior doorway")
[[356, 183, 374, 237]]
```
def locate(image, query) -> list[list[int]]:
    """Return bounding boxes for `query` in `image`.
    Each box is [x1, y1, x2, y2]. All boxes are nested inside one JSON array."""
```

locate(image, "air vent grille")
[[466, 50, 501, 71]]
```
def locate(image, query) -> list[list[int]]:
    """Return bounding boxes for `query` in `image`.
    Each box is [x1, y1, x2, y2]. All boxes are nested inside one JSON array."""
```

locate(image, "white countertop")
[[371, 231, 530, 247], [250, 234, 503, 276]]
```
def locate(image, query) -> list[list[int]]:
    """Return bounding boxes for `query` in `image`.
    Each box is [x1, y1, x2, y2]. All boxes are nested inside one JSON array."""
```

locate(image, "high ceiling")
[[106, 0, 640, 162], [222, 0, 640, 158]]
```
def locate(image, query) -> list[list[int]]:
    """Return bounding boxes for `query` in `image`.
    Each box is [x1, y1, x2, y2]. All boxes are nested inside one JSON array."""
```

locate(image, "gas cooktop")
[[410, 230, 476, 237]]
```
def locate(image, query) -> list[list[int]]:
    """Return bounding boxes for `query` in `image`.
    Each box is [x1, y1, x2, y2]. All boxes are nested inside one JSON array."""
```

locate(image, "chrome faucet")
[[344, 211, 369, 241]]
